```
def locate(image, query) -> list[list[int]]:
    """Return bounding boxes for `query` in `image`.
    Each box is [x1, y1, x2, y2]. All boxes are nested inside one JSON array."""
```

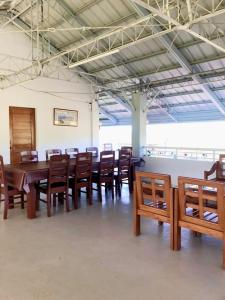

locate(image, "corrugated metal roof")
[[1, 0, 225, 125]]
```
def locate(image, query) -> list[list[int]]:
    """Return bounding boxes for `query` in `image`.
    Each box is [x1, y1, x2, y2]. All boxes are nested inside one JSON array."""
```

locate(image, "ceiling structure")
[[1, 0, 225, 125]]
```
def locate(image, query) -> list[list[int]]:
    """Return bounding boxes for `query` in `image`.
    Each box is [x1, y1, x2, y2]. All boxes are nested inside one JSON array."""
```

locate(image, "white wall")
[[144, 157, 213, 185], [0, 26, 99, 163]]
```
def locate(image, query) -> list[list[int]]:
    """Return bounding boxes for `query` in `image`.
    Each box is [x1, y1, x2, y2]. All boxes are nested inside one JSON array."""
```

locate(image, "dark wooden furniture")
[[20, 150, 38, 163], [69, 152, 92, 209], [86, 147, 98, 157], [174, 176, 225, 268], [92, 151, 115, 201], [0, 155, 24, 219], [5, 156, 142, 219], [46, 149, 62, 161], [9, 107, 36, 164], [121, 146, 132, 155], [38, 155, 70, 217], [134, 171, 174, 249], [65, 148, 79, 158], [115, 149, 131, 195], [204, 154, 225, 182]]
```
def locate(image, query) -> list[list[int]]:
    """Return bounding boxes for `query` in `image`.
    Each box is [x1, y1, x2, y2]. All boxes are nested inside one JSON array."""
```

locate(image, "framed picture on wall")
[[53, 108, 78, 127]]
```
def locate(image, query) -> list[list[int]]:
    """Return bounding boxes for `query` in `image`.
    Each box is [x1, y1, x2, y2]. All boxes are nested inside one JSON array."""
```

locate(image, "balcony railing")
[[143, 145, 225, 162]]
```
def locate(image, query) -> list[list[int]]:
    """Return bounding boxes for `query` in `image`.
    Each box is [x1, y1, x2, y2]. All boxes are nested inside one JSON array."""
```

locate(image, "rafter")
[[130, 0, 225, 53], [50, 0, 136, 108], [127, 0, 225, 117], [99, 106, 118, 124], [0, 4, 134, 118]]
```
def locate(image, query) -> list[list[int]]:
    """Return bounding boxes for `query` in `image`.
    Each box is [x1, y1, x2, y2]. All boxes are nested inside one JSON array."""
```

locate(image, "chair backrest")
[[86, 147, 98, 157], [121, 146, 132, 155], [118, 149, 131, 176], [65, 148, 79, 158], [178, 176, 225, 233], [75, 152, 92, 180], [0, 155, 8, 198], [49, 154, 69, 186], [46, 149, 62, 161], [218, 154, 225, 179], [99, 151, 115, 179], [103, 143, 113, 151], [20, 150, 38, 163], [135, 171, 172, 218]]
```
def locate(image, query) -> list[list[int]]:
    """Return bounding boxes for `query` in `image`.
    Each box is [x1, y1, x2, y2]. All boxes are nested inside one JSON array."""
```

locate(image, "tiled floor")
[[0, 188, 225, 300]]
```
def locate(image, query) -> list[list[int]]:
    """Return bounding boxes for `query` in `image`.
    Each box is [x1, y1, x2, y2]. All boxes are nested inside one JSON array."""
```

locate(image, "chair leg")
[[158, 202, 163, 226], [223, 233, 225, 269], [3, 197, 8, 220], [173, 189, 181, 250], [173, 226, 181, 251], [9, 196, 14, 209], [134, 213, 140, 236], [117, 178, 121, 197], [111, 180, 114, 200], [133, 182, 140, 235], [74, 184, 78, 209], [65, 190, 70, 212], [20, 192, 25, 209], [97, 182, 102, 202], [47, 193, 51, 217], [35, 187, 40, 211], [53, 194, 57, 207], [87, 181, 92, 205]]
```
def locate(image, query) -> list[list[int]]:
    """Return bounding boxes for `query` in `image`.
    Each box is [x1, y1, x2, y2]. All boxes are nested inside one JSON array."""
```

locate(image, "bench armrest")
[[204, 162, 218, 180]]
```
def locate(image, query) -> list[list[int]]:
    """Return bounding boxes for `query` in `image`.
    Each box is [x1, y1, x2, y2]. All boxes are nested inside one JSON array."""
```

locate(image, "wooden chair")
[[134, 171, 174, 249], [20, 150, 38, 163], [114, 149, 132, 195], [69, 152, 92, 209], [103, 143, 113, 151], [92, 151, 115, 201], [86, 147, 98, 157], [204, 154, 225, 182], [121, 146, 132, 155], [174, 176, 225, 269], [65, 148, 79, 158], [46, 149, 62, 161], [38, 154, 70, 217], [0, 155, 24, 219]]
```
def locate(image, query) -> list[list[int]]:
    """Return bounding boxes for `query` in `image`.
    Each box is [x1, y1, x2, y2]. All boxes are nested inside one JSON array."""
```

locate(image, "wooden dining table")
[[5, 156, 142, 219]]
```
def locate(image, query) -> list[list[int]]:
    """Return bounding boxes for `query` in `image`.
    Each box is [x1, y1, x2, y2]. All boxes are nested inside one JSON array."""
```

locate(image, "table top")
[[5, 156, 142, 172], [5, 156, 142, 192]]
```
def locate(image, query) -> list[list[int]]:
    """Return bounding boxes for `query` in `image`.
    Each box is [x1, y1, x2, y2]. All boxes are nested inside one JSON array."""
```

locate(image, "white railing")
[[143, 145, 225, 162], [100, 143, 131, 151]]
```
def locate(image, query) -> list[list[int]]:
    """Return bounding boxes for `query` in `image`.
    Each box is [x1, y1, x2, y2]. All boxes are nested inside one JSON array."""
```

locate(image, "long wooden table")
[[5, 157, 142, 219]]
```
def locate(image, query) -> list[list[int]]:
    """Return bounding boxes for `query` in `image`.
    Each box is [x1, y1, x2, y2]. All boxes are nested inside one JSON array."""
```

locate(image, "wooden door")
[[9, 107, 36, 164]]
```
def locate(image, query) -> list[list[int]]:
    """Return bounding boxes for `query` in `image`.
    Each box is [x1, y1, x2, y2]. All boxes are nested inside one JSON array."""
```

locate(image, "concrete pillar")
[[90, 100, 99, 148], [132, 92, 147, 157]]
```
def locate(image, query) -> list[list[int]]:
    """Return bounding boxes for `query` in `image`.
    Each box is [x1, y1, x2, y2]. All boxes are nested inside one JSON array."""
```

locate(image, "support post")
[[91, 100, 100, 149], [132, 92, 147, 157]]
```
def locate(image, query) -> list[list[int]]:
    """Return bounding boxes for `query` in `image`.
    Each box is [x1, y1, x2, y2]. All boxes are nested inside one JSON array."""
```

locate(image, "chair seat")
[[92, 172, 99, 180], [69, 177, 89, 186], [1, 186, 22, 197], [39, 182, 67, 192]]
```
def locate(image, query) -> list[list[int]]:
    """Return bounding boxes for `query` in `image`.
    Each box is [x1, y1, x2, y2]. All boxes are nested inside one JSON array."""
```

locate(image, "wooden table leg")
[[27, 183, 37, 219]]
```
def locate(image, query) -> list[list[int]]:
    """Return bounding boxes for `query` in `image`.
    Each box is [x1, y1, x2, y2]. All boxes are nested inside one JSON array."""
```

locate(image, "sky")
[[99, 121, 225, 150]]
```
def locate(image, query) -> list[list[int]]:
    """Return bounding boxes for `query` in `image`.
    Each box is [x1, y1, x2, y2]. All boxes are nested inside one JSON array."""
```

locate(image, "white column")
[[132, 92, 147, 157], [90, 100, 100, 148]]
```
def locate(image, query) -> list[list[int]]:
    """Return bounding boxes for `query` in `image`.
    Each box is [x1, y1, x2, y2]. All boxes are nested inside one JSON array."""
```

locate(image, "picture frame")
[[53, 108, 78, 127]]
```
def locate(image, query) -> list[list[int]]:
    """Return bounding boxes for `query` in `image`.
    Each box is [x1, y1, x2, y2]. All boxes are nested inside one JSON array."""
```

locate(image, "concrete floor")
[[0, 188, 225, 300]]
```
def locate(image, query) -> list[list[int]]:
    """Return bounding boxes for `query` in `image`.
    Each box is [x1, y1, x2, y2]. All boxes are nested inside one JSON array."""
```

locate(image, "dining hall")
[[1, 1, 225, 299]]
